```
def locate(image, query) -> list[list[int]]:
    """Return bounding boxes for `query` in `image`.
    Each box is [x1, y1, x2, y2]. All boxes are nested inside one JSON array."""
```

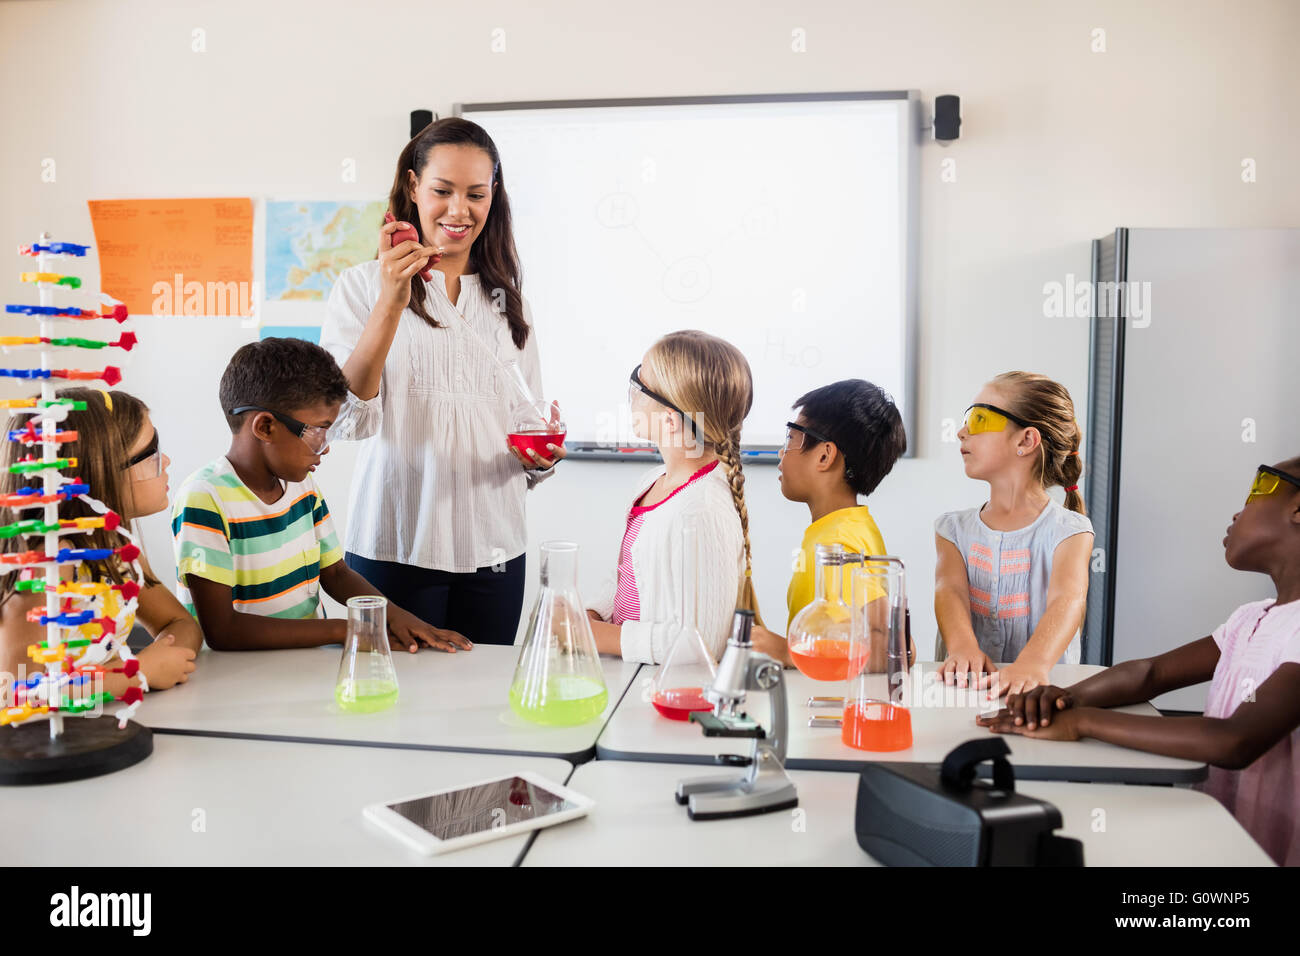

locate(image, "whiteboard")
[[457, 93, 919, 456]]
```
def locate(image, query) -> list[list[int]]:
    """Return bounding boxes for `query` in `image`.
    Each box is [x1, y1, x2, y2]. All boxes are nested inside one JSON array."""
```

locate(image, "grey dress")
[[934, 499, 1093, 664]]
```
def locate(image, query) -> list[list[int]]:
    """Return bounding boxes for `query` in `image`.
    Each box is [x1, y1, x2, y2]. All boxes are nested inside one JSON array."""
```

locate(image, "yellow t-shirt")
[[786, 505, 887, 631]]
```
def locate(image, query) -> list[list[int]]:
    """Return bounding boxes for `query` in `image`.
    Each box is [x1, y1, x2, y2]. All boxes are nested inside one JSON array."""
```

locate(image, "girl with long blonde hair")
[[586, 331, 761, 662]]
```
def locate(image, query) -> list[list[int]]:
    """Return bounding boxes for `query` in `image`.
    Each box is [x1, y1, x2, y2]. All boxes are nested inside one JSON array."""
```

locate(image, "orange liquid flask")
[[841, 558, 912, 752], [787, 544, 861, 681], [789, 637, 851, 681], [841, 699, 912, 751]]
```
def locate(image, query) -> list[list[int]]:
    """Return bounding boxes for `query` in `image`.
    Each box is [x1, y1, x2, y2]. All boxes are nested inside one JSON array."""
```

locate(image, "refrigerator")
[[1084, 227, 1300, 711]]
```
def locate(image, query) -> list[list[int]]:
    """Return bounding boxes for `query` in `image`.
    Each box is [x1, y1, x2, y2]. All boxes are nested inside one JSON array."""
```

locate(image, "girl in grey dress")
[[934, 371, 1094, 699]]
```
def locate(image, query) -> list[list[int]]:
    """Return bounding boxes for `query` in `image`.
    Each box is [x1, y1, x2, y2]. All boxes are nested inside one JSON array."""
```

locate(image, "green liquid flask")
[[509, 541, 608, 726], [335, 595, 398, 714]]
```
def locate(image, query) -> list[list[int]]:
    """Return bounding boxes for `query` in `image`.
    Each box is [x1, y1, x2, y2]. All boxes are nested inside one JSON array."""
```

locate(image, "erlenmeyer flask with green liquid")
[[509, 541, 608, 726], [335, 595, 399, 713]]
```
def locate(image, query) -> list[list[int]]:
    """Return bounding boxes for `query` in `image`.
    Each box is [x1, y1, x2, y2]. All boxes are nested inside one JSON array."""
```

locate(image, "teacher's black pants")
[[343, 552, 526, 646]]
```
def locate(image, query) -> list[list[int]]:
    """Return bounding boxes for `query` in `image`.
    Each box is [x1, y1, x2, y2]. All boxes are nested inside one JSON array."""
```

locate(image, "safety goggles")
[[783, 420, 831, 452], [782, 421, 856, 479], [124, 429, 163, 479], [962, 403, 1034, 435], [1246, 464, 1300, 503], [628, 364, 698, 436], [230, 405, 332, 454]]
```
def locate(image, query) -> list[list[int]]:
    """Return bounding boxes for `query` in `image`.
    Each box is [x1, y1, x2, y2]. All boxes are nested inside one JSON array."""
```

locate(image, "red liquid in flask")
[[789, 637, 851, 681], [652, 687, 713, 721], [509, 430, 566, 460], [841, 700, 912, 752]]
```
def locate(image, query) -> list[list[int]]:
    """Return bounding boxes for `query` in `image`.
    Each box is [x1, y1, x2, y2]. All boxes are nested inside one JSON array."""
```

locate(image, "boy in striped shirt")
[[172, 338, 471, 653]]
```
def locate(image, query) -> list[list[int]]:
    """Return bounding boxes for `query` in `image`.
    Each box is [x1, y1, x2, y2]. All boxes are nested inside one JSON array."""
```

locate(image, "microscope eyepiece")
[[730, 608, 755, 645]]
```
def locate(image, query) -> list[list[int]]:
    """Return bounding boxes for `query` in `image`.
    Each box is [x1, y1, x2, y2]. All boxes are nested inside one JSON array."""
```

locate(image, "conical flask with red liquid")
[[651, 514, 717, 720], [787, 544, 863, 681]]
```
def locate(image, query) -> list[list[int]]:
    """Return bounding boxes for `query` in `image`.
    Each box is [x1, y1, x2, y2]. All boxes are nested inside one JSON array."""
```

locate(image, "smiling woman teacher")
[[321, 118, 564, 645]]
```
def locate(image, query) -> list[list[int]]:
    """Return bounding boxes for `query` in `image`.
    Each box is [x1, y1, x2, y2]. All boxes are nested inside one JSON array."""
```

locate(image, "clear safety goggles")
[[229, 405, 333, 454], [124, 429, 163, 479], [783, 420, 830, 452]]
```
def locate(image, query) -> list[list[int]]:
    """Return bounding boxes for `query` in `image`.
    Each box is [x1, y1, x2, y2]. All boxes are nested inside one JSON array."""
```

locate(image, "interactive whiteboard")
[[457, 92, 919, 460]]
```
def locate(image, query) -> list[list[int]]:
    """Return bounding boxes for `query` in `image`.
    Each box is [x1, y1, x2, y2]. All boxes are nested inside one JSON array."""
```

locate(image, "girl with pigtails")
[[585, 330, 761, 663], [934, 371, 1094, 697]]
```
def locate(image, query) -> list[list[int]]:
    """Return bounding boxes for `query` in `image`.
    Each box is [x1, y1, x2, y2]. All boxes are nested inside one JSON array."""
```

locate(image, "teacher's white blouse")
[[321, 260, 550, 573]]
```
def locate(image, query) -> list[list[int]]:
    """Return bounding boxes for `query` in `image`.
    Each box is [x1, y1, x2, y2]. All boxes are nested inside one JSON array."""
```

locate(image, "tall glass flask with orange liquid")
[[787, 544, 862, 681], [652, 514, 717, 720], [842, 558, 913, 752]]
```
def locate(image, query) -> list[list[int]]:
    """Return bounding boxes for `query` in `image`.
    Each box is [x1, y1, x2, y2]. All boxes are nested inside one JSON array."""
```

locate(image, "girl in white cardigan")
[[586, 331, 763, 663]]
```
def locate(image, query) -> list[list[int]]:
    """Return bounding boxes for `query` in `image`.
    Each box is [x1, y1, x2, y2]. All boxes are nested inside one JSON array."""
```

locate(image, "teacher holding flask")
[[322, 117, 564, 645]]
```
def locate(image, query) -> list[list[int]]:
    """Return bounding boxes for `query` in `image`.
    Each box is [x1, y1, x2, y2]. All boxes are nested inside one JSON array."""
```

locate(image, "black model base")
[[0, 716, 153, 786]]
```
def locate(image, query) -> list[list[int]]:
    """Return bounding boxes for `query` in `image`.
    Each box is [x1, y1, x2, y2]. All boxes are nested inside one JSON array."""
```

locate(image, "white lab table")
[[140, 644, 641, 763], [4, 734, 575, 866], [522, 760, 1271, 866], [598, 663, 1207, 783]]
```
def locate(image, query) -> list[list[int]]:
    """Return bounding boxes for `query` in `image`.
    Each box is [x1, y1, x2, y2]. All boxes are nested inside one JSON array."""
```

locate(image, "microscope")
[[674, 609, 799, 821]]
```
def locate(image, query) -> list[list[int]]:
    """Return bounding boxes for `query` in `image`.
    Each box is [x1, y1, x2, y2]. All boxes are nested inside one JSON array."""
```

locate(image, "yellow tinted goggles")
[[962, 403, 1032, 435], [1247, 465, 1300, 503]]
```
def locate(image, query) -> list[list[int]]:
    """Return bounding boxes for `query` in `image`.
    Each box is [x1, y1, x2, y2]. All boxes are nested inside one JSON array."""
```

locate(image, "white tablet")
[[362, 770, 594, 856]]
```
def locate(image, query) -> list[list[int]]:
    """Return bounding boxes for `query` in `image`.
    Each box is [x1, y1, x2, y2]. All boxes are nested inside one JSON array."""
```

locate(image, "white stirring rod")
[[447, 307, 549, 429]]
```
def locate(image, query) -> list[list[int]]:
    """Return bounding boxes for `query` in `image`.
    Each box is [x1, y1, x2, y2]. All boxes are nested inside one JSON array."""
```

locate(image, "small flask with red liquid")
[[503, 361, 566, 462], [651, 514, 718, 720]]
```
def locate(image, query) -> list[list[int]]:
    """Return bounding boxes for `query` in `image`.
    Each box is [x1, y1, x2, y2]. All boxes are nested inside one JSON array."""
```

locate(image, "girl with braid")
[[935, 371, 1094, 698], [585, 331, 759, 663]]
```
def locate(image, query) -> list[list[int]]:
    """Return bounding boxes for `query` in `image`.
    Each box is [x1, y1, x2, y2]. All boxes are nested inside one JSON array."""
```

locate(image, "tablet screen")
[[386, 777, 580, 841]]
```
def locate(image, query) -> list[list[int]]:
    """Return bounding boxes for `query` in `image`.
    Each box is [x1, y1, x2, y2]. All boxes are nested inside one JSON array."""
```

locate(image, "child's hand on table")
[[136, 633, 197, 689], [976, 684, 1075, 731], [987, 659, 1052, 698], [750, 625, 793, 667], [977, 701, 1082, 741], [939, 648, 999, 687], [387, 607, 473, 653]]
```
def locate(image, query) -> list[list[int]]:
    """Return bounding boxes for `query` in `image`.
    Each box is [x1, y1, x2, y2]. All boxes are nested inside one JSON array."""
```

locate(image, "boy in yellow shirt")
[[752, 380, 908, 665]]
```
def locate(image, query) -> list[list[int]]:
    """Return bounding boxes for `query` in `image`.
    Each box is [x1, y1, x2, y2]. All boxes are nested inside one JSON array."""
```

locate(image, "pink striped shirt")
[[611, 461, 719, 626]]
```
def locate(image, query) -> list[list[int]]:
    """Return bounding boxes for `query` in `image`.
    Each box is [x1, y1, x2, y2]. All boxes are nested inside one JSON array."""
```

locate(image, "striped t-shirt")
[[171, 456, 343, 620]]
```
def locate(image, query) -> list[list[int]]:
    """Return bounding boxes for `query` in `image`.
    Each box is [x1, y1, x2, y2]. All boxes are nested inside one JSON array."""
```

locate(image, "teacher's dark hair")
[[387, 117, 529, 350]]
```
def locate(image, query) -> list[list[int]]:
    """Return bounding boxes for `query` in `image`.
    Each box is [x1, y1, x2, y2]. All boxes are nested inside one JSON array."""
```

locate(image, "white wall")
[[2, 0, 1297, 656]]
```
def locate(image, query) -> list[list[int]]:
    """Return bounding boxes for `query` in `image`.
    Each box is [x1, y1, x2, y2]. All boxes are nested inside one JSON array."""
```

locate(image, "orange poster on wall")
[[87, 198, 254, 317]]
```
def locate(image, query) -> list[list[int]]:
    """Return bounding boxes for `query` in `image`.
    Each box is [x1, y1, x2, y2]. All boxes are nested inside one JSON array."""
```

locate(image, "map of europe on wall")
[[265, 200, 386, 301]]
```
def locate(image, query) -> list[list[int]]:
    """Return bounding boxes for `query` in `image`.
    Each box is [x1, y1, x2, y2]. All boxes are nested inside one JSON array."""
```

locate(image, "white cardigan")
[[588, 463, 746, 664]]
